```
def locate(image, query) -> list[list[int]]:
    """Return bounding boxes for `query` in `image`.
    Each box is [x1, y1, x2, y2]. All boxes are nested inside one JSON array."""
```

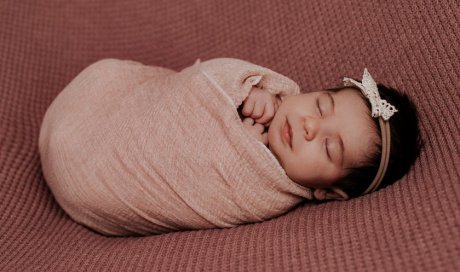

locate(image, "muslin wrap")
[[39, 58, 313, 236]]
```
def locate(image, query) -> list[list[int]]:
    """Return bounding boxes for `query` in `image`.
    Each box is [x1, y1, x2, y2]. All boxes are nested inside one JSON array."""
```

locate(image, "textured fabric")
[[38, 57, 311, 236], [0, 0, 459, 271]]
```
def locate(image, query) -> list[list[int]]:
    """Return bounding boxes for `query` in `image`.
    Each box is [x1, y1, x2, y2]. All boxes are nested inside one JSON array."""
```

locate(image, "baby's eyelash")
[[316, 98, 322, 116]]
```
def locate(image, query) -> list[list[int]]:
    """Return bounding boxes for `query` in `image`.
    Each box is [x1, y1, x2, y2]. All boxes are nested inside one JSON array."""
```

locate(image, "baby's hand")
[[242, 117, 268, 145], [241, 87, 281, 125]]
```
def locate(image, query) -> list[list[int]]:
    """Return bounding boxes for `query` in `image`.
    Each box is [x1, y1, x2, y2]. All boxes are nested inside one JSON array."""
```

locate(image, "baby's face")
[[268, 88, 379, 193]]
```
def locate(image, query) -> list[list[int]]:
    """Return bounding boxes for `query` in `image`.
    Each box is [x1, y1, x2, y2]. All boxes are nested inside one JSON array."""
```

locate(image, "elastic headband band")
[[362, 118, 391, 195]]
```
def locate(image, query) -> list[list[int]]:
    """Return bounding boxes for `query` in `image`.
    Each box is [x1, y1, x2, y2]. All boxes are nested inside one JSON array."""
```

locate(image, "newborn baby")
[[242, 84, 381, 201], [39, 58, 421, 236]]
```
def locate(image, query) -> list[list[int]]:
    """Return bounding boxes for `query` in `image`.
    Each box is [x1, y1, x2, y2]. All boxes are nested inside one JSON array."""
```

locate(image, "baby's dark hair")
[[329, 83, 422, 199]]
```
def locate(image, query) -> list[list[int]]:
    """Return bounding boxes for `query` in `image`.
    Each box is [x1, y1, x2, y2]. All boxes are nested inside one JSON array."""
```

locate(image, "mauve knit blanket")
[[38, 58, 313, 236]]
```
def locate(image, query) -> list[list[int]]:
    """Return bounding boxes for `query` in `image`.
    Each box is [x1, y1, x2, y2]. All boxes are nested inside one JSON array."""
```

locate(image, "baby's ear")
[[313, 188, 349, 201]]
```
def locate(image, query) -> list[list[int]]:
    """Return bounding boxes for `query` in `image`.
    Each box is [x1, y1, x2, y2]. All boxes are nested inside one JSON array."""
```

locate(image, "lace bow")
[[343, 69, 398, 120]]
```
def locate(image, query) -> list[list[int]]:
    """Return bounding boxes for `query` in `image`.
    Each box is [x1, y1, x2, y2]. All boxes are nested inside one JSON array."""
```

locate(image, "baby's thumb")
[[262, 132, 268, 146]]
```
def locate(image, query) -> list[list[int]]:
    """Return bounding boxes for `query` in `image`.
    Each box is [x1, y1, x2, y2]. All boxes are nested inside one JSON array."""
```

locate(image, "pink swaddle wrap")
[[39, 58, 312, 236]]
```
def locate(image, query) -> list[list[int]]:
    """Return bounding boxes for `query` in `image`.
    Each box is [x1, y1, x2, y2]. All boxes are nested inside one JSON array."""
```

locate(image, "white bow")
[[343, 68, 398, 121]]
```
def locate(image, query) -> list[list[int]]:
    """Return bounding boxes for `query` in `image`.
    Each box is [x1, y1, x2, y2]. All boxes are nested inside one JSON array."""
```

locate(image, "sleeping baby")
[[39, 58, 421, 236]]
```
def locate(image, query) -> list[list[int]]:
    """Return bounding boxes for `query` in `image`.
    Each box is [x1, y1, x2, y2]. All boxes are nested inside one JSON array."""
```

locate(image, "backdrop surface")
[[1, 0, 459, 271]]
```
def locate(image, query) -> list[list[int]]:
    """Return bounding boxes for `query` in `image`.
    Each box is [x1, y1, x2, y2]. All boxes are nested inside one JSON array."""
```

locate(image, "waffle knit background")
[[1, 0, 459, 271]]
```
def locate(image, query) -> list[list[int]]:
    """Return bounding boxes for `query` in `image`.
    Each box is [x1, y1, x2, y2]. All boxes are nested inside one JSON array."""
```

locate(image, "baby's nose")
[[303, 115, 319, 141]]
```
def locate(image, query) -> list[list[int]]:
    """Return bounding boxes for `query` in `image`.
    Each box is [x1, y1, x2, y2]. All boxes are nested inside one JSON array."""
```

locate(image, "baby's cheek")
[[282, 157, 306, 181]]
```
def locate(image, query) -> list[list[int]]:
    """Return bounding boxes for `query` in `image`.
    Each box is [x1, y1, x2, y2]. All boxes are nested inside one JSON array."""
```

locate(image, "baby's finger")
[[256, 103, 274, 124], [243, 117, 254, 125], [262, 132, 268, 145], [241, 99, 255, 116], [276, 96, 282, 108], [251, 100, 265, 119], [274, 98, 280, 111], [253, 123, 265, 134]]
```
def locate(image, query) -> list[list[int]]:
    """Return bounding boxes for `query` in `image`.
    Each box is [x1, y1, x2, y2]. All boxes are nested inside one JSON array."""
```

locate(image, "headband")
[[343, 69, 398, 195]]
